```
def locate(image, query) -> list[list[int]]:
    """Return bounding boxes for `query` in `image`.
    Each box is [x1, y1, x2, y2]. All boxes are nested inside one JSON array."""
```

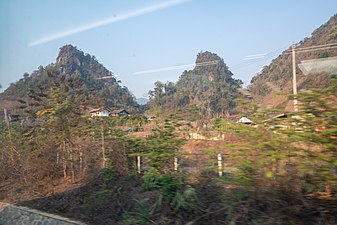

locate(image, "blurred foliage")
[[225, 79, 337, 195]]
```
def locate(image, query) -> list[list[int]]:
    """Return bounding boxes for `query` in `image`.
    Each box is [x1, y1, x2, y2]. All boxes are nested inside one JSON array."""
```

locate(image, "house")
[[89, 106, 113, 117], [111, 109, 129, 117], [237, 117, 254, 125]]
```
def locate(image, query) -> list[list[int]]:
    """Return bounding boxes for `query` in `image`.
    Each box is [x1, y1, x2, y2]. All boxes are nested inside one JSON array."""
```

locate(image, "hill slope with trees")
[[148, 51, 243, 118], [0, 45, 139, 121], [249, 14, 337, 110]]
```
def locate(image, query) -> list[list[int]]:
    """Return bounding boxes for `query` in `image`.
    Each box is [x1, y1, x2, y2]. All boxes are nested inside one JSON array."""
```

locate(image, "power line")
[[293, 42, 337, 51], [230, 45, 289, 70], [284, 42, 337, 54], [289, 45, 337, 54]]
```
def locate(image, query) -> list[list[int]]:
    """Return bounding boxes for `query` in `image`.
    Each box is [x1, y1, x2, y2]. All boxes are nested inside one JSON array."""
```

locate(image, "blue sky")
[[1, 0, 337, 98]]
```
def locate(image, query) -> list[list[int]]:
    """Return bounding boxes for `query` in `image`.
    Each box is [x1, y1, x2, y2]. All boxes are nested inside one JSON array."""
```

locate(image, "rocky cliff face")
[[55, 45, 113, 81]]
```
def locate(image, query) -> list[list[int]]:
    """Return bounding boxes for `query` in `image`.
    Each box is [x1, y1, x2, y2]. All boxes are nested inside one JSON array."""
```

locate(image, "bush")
[[142, 169, 197, 211]]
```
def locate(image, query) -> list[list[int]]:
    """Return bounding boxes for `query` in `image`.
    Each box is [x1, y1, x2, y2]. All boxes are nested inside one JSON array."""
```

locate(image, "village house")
[[237, 117, 254, 125], [111, 109, 129, 117], [89, 107, 130, 117], [89, 106, 113, 117]]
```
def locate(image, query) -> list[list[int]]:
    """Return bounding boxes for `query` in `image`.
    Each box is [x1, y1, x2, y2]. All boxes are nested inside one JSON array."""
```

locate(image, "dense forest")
[[148, 51, 243, 118]]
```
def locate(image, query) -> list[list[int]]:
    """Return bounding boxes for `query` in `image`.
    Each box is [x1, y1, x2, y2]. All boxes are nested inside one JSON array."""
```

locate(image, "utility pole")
[[292, 43, 298, 112]]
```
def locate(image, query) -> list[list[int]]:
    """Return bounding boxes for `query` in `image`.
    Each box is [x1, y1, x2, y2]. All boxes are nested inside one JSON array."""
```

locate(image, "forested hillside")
[[0, 45, 139, 121], [148, 51, 243, 117], [249, 14, 337, 109]]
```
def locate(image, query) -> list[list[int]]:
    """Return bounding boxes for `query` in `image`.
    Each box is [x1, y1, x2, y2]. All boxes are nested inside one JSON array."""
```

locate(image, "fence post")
[[217, 153, 222, 177], [174, 157, 178, 172], [137, 156, 141, 174]]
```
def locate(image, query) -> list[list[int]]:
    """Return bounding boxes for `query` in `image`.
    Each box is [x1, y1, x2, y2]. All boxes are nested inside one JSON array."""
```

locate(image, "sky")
[[1, 0, 337, 98]]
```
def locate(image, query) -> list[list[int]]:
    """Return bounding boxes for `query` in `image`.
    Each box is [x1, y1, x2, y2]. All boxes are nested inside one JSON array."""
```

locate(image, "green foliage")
[[170, 184, 197, 212], [142, 170, 197, 211], [226, 79, 337, 195], [124, 200, 151, 225], [235, 98, 258, 116], [142, 168, 161, 190], [213, 175, 252, 187], [221, 190, 248, 203], [212, 118, 226, 130], [144, 114, 185, 173], [236, 159, 257, 181], [94, 189, 113, 198], [101, 167, 116, 184]]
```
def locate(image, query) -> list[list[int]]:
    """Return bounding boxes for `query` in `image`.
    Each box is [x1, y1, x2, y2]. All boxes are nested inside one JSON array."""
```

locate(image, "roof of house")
[[111, 109, 129, 114], [89, 106, 113, 113], [237, 117, 253, 124]]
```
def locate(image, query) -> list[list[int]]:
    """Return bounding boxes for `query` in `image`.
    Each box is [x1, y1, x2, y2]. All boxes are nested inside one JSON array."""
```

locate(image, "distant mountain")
[[0, 45, 139, 120], [249, 14, 337, 110], [136, 97, 149, 105], [148, 51, 243, 117]]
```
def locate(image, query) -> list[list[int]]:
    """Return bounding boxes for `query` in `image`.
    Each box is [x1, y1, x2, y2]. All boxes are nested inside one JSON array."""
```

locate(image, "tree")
[[144, 114, 185, 173], [23, 72, 29, 80], [34, 71, 89, 183], [289, 79, 337, 194]]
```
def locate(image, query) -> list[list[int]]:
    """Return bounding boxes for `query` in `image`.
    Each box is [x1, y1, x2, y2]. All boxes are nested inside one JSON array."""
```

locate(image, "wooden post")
[[56, 152, 59, 164], [174, 157, 178, 172], [79, 151, 83, 172], [137, 155, 141, 174], [218, 153, 222, 177]]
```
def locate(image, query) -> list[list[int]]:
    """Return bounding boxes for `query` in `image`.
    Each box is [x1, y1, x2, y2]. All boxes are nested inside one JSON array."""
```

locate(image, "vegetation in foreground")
[[1, 69, 337, 224]]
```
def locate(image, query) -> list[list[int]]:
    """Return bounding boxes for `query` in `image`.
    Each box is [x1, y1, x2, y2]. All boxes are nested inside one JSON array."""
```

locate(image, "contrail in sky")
[[133, 60, 220, 75], [133, 63, 194, 75], [29, 0, 191, 47], [243, 53, 267, 60]]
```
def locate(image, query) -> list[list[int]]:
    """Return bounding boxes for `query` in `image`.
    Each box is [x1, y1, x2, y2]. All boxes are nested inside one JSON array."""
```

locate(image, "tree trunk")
[[79, 151, 83, 174], [4, 108, 14, 163], [70, 148, 75, 183], [326, 179, 331, 195], [63, 138, 67, 178], [101, 125, 105, 168]]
